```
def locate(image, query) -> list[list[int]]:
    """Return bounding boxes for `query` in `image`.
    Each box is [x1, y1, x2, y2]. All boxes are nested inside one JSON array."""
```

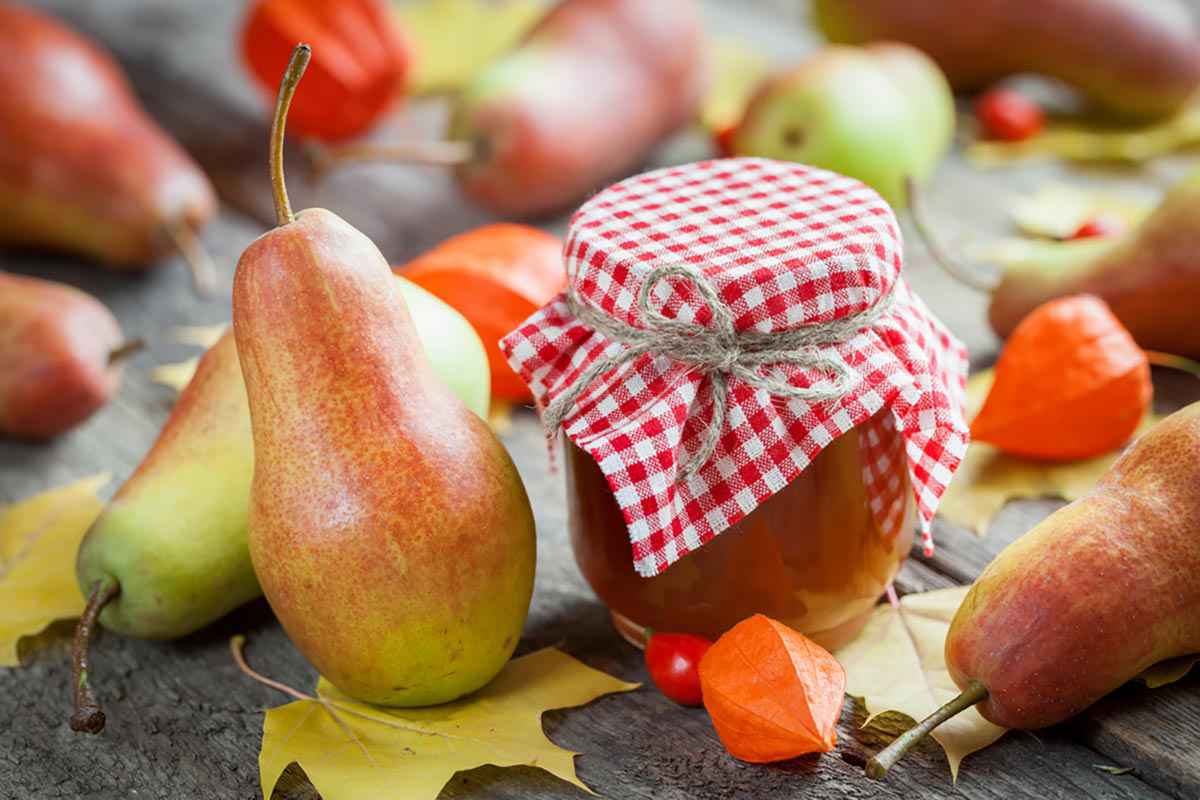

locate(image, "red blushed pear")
[[0, 272, 136, 439], [867, 403, 1200, 780], [0, 3, 217, 293], [232, 45, 535, 706]]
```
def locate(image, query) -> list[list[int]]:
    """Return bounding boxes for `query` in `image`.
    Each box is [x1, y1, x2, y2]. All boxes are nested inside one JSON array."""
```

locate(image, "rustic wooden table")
[[3, 2, 1199, 798]]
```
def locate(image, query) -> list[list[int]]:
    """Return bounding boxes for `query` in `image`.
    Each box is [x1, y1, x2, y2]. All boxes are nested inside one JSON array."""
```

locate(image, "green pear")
[[395, 277, 490, 416], [70, 275, 489, 733], [729, 43, 954, 207], [987, 167, 1200, 357]]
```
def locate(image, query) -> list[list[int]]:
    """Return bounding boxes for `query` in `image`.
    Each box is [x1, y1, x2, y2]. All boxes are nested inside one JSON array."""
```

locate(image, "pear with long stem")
[[233, 44, 536, 708]]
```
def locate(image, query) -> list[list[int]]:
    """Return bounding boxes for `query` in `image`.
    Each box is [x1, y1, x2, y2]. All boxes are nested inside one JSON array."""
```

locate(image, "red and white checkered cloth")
[[501, 158, 969, 577]]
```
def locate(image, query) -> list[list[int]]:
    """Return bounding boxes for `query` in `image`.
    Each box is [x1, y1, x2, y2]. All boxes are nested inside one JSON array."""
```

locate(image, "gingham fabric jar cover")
[[501, 158, 970, 578]]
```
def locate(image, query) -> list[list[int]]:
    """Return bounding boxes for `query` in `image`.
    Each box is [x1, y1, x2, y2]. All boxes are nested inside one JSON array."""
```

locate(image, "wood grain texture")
[[1, 1, 1199, 798]]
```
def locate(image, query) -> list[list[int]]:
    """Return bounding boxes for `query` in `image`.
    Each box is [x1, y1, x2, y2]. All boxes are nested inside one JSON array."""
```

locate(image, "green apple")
[[395, 276, 491, 417], [729, 43, 954, 208]]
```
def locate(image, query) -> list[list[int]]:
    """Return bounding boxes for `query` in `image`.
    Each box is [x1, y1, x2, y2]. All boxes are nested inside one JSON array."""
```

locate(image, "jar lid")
[[502, 158, 969, 577]]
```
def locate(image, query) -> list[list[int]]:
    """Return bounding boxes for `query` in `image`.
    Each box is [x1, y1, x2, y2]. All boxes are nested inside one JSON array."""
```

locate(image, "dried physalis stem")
[[306, 139, 474, 181], [229, 636, 434, 744], [164, 219, 219, 297], [905, 177, 1001, 293]]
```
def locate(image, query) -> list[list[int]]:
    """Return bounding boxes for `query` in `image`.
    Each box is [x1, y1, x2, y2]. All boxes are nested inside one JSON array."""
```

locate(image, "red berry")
[[976, 88, 1044, 142], [645, 632, 712, 706], [1071, 214, 1126, 239], [714, 123, 739, 158]]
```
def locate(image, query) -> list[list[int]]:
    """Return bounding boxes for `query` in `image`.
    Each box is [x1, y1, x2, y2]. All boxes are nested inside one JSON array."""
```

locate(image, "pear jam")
[[566, 408, 914, 650], [500, 158, 970, 654]]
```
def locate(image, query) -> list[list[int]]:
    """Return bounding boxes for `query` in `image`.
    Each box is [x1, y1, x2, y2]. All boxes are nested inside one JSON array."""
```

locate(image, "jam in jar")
[[566, 409, 913, 651]]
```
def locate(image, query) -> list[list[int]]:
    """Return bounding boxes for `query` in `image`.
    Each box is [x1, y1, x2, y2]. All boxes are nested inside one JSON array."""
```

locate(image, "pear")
[[394, 277, 491, 416], [0, 3, 218, 291], [235, 45, 535, 706], [727, 43, 953, 208], [987, 168, 1200, 357], [69, 279, 489, 733], [813, 0, 1200, 119], [0, 272, 133, 439], [868, 402, 1200, 778]]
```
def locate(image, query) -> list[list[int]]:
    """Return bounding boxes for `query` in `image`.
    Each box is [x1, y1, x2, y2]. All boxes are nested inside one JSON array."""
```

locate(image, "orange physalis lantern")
[[698, 615, 846, 763], [971, 294, 1151, 461], [241, 0, 410, 142]]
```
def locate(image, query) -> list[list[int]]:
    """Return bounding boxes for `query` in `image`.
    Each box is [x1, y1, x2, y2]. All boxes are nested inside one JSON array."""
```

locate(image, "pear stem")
[[69, 576, 120, 734], [905, 177, 1000, 294], [269, 43, 312, 228], [107, 339, 145, 366], [164, 220, 218, 296], [866, 680, 989, 780], [307, 140, 474, 180], [1145, 350, 1200, 378]]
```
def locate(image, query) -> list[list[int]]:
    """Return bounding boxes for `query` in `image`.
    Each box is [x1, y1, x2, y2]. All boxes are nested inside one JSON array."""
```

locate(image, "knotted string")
[[542, 264, 897, 479]]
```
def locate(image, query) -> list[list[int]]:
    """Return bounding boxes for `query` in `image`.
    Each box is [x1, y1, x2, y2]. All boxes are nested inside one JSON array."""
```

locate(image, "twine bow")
[[542, 264, 896, 479]]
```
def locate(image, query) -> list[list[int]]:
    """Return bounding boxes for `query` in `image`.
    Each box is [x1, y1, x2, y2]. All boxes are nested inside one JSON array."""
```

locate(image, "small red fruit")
[[645, 632, 712, 706], [1071, 214, 1126, 240], [976, 88, 1044, 142], [714, 123, 739, 158]]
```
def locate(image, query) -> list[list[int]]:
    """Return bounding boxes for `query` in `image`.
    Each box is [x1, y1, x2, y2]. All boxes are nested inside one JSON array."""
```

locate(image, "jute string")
[[542, 264, 897, 479]]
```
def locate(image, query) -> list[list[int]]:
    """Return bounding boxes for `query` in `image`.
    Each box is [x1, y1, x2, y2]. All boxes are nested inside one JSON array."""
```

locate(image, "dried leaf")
[[0, 474, 109, 666], [941, 370, 1159, 536], [258, 647, 638, 799], [699, 38, 770, 135], [698, 615, 845, 763], [967, 236, 1117, 277], [1006, 183, 1151, 240], [835, 587, 1006, 781], [394, 0, 545, 95], [1093, 764, 1135, 776], [966, 102, 1200, 166], [171, 323, 228, 348], [971, 296, 1150, 460], [151, 358, 199, 392], [1139, 655, 1200, 689]]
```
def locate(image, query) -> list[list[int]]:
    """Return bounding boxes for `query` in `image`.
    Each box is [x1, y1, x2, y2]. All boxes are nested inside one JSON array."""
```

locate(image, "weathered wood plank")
[[2, 1, 1199, 798]]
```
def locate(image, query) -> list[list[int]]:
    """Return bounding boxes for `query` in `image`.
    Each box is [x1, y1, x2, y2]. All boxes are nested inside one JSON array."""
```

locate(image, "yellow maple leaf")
[[939, 370, 1157, 536], [1140, 655, 1199, 689], [171, 323, 228, 348], [1004, 182, 1152, 240], [151, 358, 200, 392], [966, 101, 1200, 166], [0, 474, 109, 667], [394, 0, 546, 95], [256, 646, 638, 799], [699, 38, 770, 135], [835, 587, 1006, 781], [488, 398, 516, 435]]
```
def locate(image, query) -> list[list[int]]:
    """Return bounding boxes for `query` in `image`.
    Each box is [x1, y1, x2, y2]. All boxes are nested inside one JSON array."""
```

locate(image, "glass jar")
[[566, 409, 914, 651]]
